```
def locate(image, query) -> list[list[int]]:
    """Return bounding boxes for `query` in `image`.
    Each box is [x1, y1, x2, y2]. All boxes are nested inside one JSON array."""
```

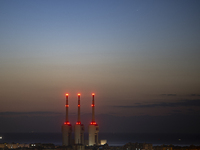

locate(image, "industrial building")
[[61, 93, 99, 146]]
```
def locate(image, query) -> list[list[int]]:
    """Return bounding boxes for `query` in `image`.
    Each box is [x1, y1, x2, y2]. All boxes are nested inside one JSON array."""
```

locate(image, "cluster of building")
[[1, 142, 200, 150], [62, 93, 100, 147], [0, 143, 55, 149]]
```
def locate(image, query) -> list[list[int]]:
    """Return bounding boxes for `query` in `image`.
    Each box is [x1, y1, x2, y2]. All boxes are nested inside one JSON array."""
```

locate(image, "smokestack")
[[74, 93, 84, 145], [65, 94, 69, 123], [62, 93, 72, 146], [92, 93, 95, 122], [89, 93, 99, 146], [77, 93, 81, 124]]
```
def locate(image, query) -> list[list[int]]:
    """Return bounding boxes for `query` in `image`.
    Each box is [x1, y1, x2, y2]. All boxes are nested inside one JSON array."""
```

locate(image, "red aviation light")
[[65, 105, 69, 107], [64, 121, 71, 125], [76, 121, 81, 125], [66, 94, 69, 96], [78, 93, 81, 96], [92, 93, 95, 96], [91, 104, 94, 107], [78, 104, 80, 107], [90, 122, 97, 125]]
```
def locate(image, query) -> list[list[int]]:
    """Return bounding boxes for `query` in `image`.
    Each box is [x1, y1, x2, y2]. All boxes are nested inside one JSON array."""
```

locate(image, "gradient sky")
[[0, 0, 200, 133]]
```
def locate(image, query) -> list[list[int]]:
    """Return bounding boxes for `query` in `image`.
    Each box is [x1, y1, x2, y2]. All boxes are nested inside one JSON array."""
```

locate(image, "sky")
[[0, 0, 200, 133]]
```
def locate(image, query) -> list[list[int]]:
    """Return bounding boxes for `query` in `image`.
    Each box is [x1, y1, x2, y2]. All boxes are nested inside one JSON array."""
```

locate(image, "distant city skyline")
[[0, 0, 200, 133]]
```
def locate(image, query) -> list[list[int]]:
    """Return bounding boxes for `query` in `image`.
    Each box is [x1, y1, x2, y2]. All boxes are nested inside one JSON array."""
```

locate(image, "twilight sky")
[[0, 0, 200, 133]]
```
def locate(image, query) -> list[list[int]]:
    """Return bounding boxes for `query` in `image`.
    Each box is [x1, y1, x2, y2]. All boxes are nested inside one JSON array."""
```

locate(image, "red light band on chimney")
[[64, 121, 71, 125]]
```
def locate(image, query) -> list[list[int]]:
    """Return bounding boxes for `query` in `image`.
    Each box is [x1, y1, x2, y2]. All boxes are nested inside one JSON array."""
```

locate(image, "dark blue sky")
[[0, 0, 200, 133]]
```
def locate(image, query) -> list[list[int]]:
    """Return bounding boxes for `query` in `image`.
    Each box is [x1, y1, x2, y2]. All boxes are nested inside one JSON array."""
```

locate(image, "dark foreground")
[[1, 142, 200, 150]]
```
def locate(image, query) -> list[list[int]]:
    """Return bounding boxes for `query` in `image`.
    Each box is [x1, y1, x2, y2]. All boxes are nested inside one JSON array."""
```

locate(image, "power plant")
[[62, 93, 99, 147]]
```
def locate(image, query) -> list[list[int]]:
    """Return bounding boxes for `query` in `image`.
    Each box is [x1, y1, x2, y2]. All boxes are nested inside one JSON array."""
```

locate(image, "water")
[[98, 133, 200, 146], [0, 133, 61, 146], [0, 133, 200, 146]]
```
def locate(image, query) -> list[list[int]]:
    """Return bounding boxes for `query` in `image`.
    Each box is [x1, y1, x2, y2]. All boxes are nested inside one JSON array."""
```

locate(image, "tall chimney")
[[75, 93, 84, 145], [65, 94, 69, 123], [89, 93, 99, 146], [92, 93, 95, 122], [62, 93, 72, 146], [77, 93, 81, 123]]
